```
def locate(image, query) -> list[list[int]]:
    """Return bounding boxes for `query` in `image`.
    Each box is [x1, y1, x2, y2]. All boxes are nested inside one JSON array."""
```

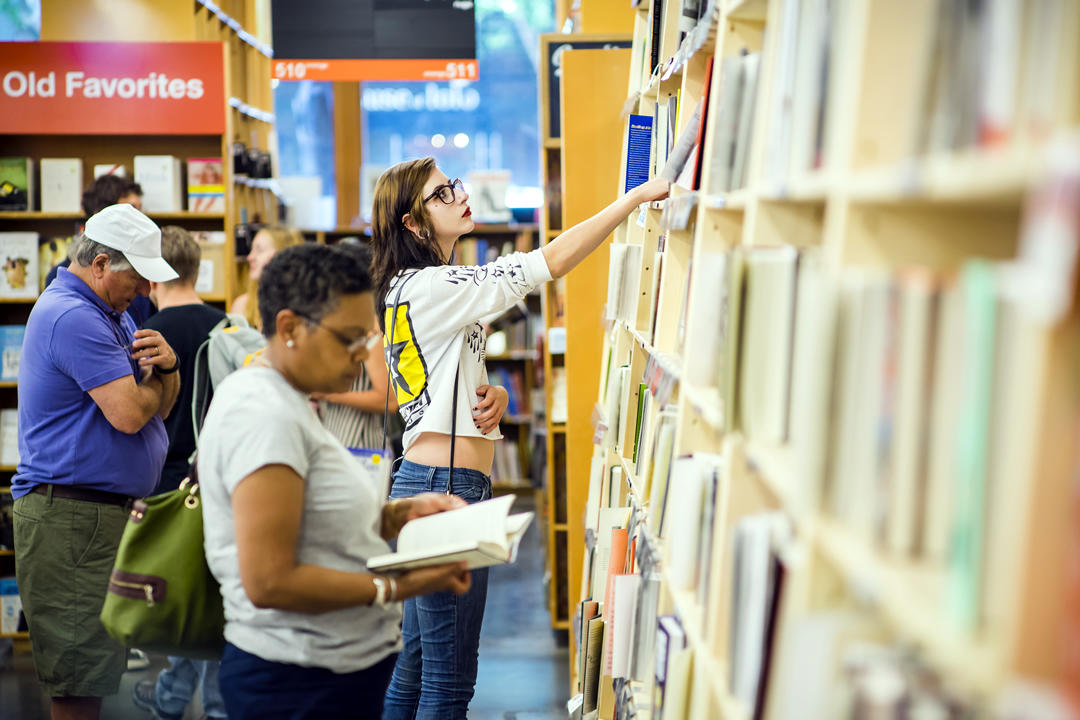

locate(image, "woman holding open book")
[[197, 243, 471, 720], [371, 158, 668, 719]]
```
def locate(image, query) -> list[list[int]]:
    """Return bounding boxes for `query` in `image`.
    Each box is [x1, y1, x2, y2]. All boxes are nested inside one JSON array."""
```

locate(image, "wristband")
[[371, 576, 390, 607], [154, 359, 180, 375]]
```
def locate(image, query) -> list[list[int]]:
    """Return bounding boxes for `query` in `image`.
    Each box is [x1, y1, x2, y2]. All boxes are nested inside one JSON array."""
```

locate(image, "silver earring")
[[286, 339, 295, 348]]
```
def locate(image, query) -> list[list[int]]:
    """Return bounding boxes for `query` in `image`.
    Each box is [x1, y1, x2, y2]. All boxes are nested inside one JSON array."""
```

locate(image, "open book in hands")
[[367, 494, 534, 572]]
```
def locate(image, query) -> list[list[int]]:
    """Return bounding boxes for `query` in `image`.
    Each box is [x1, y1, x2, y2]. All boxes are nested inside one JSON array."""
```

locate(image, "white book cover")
[[731, 53, 761, 190], [610, 574, 641, 679], [606, 244, 629, 324], [0, 233, 39, 299], [787, 251, 838, 516], [738, 247, 799, 443], [0, 408, 18, 466], [683, 251, 727, 387], [706, 55, 745, 194], [93, 163, 127, 179], [40, 159, 83, 213], [366, 494, 533, 572], [886, 272, 936, 556], [134, 155, 183, 212], [663, 454, 712, 590]]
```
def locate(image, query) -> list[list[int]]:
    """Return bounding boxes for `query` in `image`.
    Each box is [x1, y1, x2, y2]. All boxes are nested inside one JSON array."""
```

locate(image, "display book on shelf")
[[0, 1, 278, 640], [568, 0, 1080, 718]]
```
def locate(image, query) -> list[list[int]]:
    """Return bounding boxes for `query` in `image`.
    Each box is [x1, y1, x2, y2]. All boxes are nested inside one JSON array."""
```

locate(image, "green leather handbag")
[[99, 477, 225, 659]]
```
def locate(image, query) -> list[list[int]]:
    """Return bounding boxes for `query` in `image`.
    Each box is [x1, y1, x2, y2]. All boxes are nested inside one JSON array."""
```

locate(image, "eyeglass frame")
[[422, 178, 465, 205], [293, 310, 380, 353]]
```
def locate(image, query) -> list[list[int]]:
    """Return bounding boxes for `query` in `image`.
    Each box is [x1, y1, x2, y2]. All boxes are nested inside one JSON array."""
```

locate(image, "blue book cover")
[[0, 325, 24, 382], [625, 114, 653, 193]]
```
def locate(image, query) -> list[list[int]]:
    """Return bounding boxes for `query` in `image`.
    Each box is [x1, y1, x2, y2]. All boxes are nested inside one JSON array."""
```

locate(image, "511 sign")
[[273, 59, 478, 83]]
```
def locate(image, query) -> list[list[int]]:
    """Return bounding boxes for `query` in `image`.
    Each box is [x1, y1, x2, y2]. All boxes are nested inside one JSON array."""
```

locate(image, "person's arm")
[[542, 177, 670, 278], [131, 329, 180, 419], [230, 293, 248, 316], [311, 349, 397, 414], [232, 464, 471, 612], [87, 373, 168, 434]]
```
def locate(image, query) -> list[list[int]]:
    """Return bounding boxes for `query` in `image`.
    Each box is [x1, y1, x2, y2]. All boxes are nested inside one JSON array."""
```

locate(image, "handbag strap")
[[448, 370, 460, 496]]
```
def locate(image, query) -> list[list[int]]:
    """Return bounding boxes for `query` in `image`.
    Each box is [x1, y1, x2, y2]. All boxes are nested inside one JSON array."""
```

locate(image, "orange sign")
[[273, 58, 478, 83], [0, 42, 225, 135]]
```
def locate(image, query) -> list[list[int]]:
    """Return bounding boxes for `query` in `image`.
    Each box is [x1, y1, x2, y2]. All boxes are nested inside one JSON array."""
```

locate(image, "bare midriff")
[[404, 431, 494, 474]]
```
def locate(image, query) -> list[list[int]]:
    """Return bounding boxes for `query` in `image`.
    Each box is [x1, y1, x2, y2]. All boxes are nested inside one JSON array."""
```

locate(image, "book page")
[[396, 494, 514, 556]]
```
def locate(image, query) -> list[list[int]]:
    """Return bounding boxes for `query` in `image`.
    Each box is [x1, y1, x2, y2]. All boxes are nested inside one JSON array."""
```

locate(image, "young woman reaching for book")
[[370, 157, 668, 719]]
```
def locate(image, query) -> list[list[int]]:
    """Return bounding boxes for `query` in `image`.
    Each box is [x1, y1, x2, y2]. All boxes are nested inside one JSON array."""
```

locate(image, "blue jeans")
[[219, 643, 397, 720], [382, 459, 491, 720], [156, 657, 226, 719]]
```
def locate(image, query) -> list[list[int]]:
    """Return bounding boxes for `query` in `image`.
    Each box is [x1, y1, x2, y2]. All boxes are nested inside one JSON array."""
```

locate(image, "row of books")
[[0, 231, 226, 300], [487, 365, 529, 418], [489, 439, 524, 488], [0, 156, 225, 214], [666, 238, 1050, 633], [574, 443, 987, 719], [915, 0, 1077, 154], [455, 234, 534, 267]]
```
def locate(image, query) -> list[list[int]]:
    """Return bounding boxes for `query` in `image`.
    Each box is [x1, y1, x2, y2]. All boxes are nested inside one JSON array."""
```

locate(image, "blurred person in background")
[[229, 226, 304, 330]]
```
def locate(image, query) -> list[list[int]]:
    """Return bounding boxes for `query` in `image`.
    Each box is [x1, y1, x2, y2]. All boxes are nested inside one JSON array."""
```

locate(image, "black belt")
[[30, 484, 134, 507]]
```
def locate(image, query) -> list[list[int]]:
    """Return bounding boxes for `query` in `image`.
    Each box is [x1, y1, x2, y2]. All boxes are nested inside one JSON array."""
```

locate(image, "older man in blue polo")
[[12, 203, 181, 720]]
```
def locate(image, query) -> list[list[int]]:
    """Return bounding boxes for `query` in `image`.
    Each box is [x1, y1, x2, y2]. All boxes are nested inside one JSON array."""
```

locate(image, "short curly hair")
[[257, 243, 373, 339]]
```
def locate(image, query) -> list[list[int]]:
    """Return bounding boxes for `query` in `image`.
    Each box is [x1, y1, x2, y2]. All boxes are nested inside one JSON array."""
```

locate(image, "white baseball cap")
[[83, 204, 179, 282]]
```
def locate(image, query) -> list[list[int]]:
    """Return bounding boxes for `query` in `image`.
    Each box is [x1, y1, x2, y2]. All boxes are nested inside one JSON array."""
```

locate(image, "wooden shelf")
[[549, 424, 567, 434], [0, 382, 16, 388], [0, 466, 15, 472], [0, 550, 13, 557], [0, 211, 224, 220], [543, 138, 562, 149], [0, 631, 29, 639]]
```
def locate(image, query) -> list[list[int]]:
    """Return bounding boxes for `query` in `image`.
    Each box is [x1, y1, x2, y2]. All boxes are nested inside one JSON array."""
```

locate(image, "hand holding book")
[[380, 492, 466, 541], [368, 494, 534, 572]]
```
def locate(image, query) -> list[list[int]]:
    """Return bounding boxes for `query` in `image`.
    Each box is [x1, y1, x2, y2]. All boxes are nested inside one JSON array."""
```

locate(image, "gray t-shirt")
[[199, 366, 401, 672]]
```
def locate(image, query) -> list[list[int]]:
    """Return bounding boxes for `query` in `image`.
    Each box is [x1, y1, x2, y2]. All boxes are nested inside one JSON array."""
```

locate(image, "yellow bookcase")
[[570, 0, 1080, 717]]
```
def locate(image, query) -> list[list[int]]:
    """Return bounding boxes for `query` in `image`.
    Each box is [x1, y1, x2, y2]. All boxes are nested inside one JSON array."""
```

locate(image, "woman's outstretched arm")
[[542, 178, 669, 278]]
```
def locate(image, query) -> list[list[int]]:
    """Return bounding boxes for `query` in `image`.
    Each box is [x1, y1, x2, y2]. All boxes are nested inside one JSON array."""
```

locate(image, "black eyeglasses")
[[422, 178, 465, 205], [294, 311, 379, 354]]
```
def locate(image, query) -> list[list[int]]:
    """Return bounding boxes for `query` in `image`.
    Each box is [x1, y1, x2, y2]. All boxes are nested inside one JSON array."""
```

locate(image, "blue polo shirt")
[[12, 268, 168, 499]]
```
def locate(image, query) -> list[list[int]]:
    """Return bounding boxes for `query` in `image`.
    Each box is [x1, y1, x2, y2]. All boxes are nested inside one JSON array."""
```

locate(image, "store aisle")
[[0, 492, 568, 719]]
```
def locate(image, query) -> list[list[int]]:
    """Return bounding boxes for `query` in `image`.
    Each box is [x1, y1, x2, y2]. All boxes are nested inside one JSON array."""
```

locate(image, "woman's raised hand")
[[634, 177, 671, 204]]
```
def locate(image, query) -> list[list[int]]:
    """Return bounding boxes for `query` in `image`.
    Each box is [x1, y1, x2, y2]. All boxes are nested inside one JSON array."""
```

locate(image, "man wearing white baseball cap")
[[12, 203, 182, 720]]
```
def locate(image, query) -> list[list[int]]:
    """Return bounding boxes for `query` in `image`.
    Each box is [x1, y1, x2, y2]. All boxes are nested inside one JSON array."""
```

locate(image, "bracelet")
[[371, 576, 389, 606], [154, 360, 180, 375], [388, 576, 398, 603]]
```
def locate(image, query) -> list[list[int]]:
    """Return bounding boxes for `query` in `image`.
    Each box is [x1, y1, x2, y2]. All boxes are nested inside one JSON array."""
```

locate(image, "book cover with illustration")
[[0, 325, 25, 382], [0, 157, 33, 211], [0, 233, 40, 299], [187, 157, 225, 213], [38, 235, 72, 289]]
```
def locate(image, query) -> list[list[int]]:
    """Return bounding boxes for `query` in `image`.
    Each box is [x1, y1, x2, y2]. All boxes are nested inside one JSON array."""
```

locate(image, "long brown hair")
[[244, 226, 304, 328], [370, 157, 446, 328]]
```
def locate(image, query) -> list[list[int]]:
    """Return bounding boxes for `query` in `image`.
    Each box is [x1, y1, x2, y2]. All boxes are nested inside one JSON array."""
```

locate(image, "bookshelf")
[[0, 0, 276, 639], [539, 31, 634, 636], [570, 0, 1080, 718]]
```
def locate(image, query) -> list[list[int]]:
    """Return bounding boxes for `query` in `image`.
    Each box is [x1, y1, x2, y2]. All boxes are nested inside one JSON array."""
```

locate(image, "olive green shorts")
[[13, 489, 129, 698]]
